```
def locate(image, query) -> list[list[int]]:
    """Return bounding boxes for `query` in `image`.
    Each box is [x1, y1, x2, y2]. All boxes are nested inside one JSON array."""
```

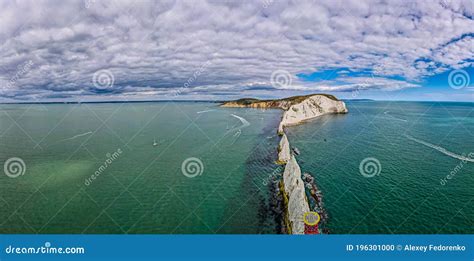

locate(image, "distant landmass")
[[220, 94, 340, 109], [343, 99, 375, 102]]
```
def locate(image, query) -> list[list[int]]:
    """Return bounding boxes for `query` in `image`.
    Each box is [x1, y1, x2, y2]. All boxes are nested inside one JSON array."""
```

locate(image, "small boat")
[[153, 138, 158, 147], [292, 147, 300, 155], [233, 129, 242, 137]]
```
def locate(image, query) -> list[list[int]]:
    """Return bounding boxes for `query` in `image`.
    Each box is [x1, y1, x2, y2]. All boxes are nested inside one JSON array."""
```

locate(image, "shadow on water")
[[217, 113, 284, 234]]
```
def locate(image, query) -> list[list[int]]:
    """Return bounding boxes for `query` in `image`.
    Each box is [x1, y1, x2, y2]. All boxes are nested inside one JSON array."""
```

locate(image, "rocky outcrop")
[[277, 95, 347, 234], [282, 155, 310, 234], [278, 133, 291, 164], [279, 95, 347, 130], [220, 94, 340, 111], [221, 94, 347, 235], [221, 99, 295, 109], [278, 123, 285, 135]]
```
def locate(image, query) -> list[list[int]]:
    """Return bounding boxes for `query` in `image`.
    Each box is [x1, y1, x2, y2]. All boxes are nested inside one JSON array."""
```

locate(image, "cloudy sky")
[[0, 0, 473, 102]]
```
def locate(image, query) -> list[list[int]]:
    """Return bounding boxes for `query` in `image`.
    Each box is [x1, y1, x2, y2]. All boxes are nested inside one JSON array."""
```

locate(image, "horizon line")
[[0, 98, 473, 105]]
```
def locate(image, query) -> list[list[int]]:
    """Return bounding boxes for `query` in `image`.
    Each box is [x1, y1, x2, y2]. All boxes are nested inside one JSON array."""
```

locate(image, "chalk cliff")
[[220, 94, 340, 110], [278, 95, 347, 133], [220, 98, 294, 109], [221, 94, 347, 234], [278, 133, 291, 164]]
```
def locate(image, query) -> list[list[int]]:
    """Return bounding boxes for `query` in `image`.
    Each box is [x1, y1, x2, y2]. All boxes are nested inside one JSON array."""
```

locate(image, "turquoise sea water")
[[287, 101, 474, 234], [0, 102, 281, 233], [0, 101, 472, 234]]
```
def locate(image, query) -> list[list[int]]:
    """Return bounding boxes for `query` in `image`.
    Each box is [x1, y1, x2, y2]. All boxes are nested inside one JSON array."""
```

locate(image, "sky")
[[0, 0, 473, 103]]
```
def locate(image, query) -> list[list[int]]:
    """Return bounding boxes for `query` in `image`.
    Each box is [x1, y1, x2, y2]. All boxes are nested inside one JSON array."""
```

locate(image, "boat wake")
[[405, 134, 474, 163], [230, 114, 250, 129], [383, 111, 408, 122], [196, 109, 215, 114], [224, 114, 250, 138], [57, 131, 93, 143]]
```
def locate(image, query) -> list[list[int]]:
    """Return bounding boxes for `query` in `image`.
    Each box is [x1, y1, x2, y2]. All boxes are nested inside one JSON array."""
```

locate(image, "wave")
[[405, 134, 474, 163]]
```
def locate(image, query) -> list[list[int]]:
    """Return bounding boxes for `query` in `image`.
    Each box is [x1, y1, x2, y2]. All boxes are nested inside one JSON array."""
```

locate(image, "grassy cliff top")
[[223, 94, 339, 105]]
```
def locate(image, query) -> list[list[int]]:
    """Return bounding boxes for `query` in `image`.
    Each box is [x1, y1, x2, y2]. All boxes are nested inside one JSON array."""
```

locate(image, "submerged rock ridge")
[[221, 94, 347, 234]]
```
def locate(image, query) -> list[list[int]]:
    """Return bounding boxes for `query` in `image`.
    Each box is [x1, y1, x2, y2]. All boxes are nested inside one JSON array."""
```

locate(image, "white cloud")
[[0, 0, 472, 101]]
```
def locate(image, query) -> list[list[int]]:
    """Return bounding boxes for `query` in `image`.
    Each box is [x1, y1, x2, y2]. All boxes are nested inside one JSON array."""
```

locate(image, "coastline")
[[221, 94, 348, 234]]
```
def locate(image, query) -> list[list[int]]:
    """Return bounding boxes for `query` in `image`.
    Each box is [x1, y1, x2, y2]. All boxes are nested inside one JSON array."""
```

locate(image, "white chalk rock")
[[278, 133, 291, 163], [283, 155, 310, 234], [281, 95, 347, 127]]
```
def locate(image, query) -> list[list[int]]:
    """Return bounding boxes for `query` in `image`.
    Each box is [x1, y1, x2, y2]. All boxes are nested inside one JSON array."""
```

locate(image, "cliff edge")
[[220, 94, 340, 110], [220, 94, 346, 135], [278, 94, 347, 134]]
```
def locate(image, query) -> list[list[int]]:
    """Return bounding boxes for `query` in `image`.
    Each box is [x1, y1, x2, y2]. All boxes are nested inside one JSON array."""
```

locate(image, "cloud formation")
[[0, 0, 472, 101]]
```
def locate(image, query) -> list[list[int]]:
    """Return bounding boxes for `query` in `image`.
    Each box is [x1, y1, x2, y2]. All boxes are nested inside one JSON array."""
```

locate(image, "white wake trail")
[[230, 114, 250, 129], [196, 109, 215, 114], [58, 131, 93, 143], [384, 111, 408, 122], [224, 114, 250, 137], [405, 135, 474, 163]]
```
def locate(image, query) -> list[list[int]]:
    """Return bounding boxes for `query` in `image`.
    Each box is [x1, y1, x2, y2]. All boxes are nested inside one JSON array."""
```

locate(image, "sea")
[[0, 101, 472, 234]]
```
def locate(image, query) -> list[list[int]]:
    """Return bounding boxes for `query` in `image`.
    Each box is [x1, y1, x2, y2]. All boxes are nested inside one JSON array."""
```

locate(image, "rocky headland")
[[221, 94, 348, 234], [277, 94, 347, 134]]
